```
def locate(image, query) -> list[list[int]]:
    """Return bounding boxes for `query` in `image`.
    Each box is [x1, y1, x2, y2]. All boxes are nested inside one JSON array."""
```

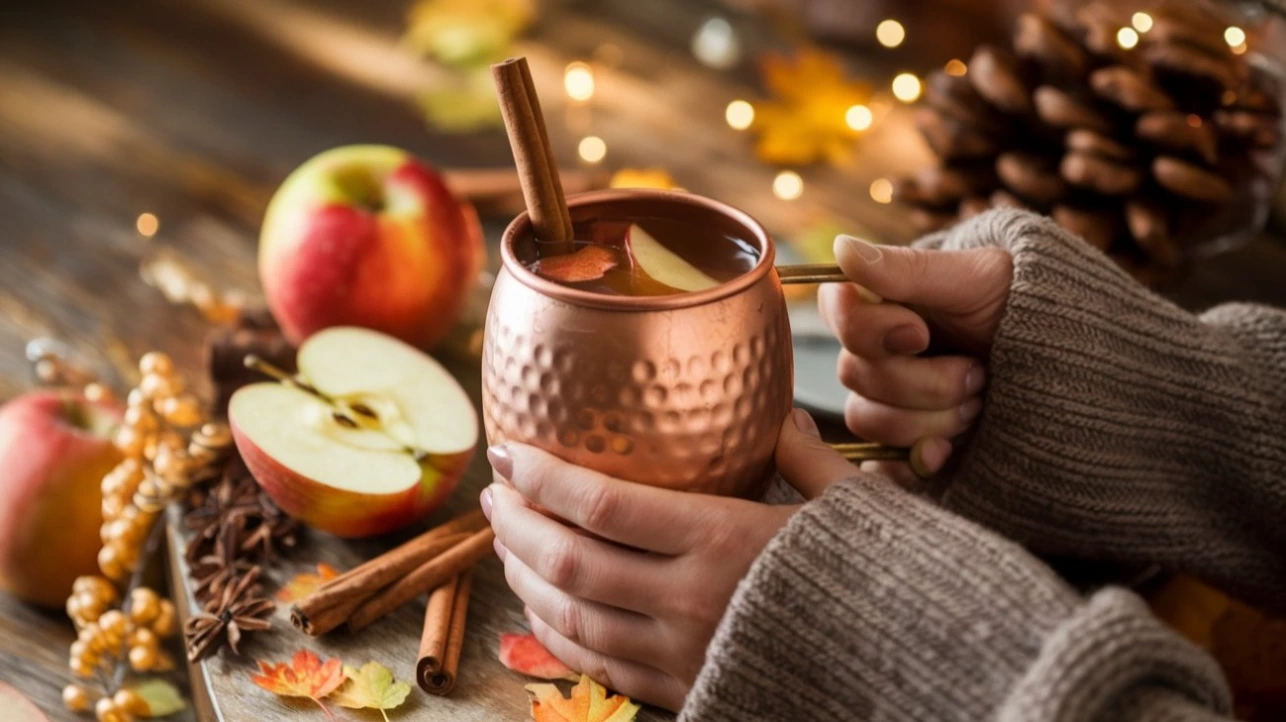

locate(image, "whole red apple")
[[0, 390, 122, 607], [259, 145, 486, 349]]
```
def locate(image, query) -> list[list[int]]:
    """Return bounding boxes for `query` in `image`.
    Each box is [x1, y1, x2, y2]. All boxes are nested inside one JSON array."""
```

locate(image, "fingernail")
[[884, 325, 927, 355], [959, 397, 983, 424], [855, 284, 884, 304], [493, 537, 507, 561], [837, 234, 884, 264], [965, 365, 987, 396], [487, 444, 513, 479], [792, 408, 820, 437], [480, 486, 494, 521], [911, 438, 952, 477]]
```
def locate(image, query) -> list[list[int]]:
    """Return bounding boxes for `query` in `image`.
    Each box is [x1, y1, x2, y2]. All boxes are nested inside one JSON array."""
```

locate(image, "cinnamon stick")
[[290, 509, 485, 636], [492, 57, 574, 255], [416, 572, 472, 696], [346, 527, 495, 632]]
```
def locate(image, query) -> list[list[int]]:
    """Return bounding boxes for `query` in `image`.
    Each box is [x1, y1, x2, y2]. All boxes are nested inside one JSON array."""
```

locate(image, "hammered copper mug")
[[481, 189, 792, 498]]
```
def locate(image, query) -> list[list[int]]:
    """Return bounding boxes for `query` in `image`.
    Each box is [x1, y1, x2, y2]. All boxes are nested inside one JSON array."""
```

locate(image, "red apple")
[[0, 390, 122, 607], [230, 327, 478, 538], [259, 145, 486, 349]]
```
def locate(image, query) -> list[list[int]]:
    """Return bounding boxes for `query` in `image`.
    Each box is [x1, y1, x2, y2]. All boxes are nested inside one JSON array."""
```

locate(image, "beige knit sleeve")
[[922, 209, 1286, 610]]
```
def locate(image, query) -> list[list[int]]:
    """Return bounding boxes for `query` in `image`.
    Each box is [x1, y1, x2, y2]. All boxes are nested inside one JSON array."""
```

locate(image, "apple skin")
[[259, 145, 486, 350], [0, 390, 122, 607], [230, 419, 473, 539]]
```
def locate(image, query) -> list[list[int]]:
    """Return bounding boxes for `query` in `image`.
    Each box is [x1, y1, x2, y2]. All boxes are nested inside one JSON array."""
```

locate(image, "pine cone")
[[898, 1, 1283, 283]]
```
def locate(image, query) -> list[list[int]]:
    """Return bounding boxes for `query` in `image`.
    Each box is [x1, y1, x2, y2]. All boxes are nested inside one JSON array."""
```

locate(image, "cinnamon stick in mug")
[[416, 572, 473, 695], [290, 509, 485, 636], [346, 527, 494, 632]]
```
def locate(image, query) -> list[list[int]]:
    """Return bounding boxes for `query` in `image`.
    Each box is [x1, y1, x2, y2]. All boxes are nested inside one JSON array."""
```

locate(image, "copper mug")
[[482, 189, 792, 498]]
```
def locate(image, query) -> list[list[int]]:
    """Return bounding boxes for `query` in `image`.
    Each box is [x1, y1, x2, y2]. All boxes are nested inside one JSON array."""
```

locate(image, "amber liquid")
[[525, 216, 759, 296]]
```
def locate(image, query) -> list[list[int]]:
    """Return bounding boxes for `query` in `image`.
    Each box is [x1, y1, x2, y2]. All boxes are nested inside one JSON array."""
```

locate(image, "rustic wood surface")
[[3, 0, 1286, 720]]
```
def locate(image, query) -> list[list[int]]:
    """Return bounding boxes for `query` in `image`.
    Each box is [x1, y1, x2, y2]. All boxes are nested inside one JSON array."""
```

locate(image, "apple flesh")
[[231, 327, 477, 538], [624, 223, 719, 292], [259, 145, 485, 350], [0, 683, 49, 721], [531, 245, 619, 283], [0, 390, 122, 607]]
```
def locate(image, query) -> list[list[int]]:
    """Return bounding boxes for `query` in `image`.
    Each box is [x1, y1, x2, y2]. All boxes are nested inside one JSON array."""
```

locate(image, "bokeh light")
[[876, 20, 905, 48], [869, 178, 893, 204], [845, 104, 873, 131], [564, 62, 595, 102], [944, 58, 968, 76], [891, 73, 921, 103], [578, 136, 607, 164], [1225, 26, 1246, 47], [1117, 27, 1139, 50], [726, 100, 755, 130], [772, 171, 803, 201], [136, 213, 159, 237], [1132, 12, 1153, 33]]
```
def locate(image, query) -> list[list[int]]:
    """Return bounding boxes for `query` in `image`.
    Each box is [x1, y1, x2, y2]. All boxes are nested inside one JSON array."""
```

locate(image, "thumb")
[[775, 409, 859, 501], [833, 234, 994, 311]]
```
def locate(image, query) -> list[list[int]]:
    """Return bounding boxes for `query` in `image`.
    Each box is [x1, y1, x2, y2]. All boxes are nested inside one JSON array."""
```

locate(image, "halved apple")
[[230, 327, 477, 538], [624, 223, 719, 292]]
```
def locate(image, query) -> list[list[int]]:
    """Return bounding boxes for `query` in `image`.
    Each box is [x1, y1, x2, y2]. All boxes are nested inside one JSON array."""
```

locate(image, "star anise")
[[191, 522, 257, 603], [184, 566, 274, 662]]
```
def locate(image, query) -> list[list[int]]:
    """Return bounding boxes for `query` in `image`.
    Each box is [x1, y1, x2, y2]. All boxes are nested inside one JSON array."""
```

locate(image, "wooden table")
[[3, 0, 1286, 720]]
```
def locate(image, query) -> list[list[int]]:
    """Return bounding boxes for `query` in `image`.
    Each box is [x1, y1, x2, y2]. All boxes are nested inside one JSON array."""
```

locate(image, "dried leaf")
[[752, 49, 872, 166], [128, 679, 186, 718], [527, 675, 640, 722], [405, 0, 535, 67], [331, 662, 413, 722], [276, 563, 341, 603], [500, 632, 578, 681], [250, 649, 345, 714], [609, 169, 681, 191]]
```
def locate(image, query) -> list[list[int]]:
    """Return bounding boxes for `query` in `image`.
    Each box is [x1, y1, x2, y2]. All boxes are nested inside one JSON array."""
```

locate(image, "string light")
[[869, 178, 893, 204], [1116, 27, 1139, 50], [578, 136, 607, 164], [1131, 12, 1153, 33], [772, 171, 803, 201], [136, 213, 159, 238], [846, 104, 873, 131], [726, 100, 755, 130], [564, 62, 595, 102], [875, 20, 905, 48], [944, 58, 968, 76], [1225, 26, 1246, 47], [891, 73, 922, 103]]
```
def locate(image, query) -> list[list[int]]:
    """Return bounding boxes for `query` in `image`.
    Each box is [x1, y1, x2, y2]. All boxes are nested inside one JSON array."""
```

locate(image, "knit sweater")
[[681, 209, 1286, 722]]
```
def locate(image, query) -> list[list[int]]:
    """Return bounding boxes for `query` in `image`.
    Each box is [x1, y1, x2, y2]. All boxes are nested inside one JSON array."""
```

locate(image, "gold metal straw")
[[777, 263, 847, 284], [828, 442, 910, 462]]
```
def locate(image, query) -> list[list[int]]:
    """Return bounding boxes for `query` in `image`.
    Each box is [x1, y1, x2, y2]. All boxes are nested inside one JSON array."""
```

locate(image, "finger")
[[776, 409, 859, 501], [859, 461, 918, 486], [527, 610, 687, 712], [818, 283, 929, 359], [833, 234, 1012, 310], [844, 393, 980, 447], [488, 484, 668, 613], [488, 443, 712, 554], [911, 437, 953, 477], [501, 550, 661, 665], [837, 350, 986, 410]]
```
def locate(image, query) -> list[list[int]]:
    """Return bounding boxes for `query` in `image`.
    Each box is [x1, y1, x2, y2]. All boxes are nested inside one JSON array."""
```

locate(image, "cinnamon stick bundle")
[[290, 509, 486, 636], [416, 572, 473, 696], [492, 57, 574, 255], [346, 526, 495, 632]]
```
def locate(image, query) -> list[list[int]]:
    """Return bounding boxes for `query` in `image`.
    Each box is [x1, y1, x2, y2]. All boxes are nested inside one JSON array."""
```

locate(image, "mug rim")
[[499, 188, 776, 311]]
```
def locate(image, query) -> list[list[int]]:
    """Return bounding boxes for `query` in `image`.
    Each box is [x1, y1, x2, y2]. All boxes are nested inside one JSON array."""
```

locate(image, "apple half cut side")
[[624, 223, 720, 293], [230, 327, 477, 538]]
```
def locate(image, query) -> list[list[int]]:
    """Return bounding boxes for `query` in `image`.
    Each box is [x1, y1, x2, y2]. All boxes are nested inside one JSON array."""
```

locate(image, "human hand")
[[818, 234, 1013, 474], [482, 408, 854, 711]]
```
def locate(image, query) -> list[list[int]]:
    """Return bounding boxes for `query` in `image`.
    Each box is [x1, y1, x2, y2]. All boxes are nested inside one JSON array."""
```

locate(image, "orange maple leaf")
[[276, 563, 341, 603], [500, 632, 578, 681], [527, 675, 640, 722], [250, 649, 346, 718], [752, 48, 872, 166]]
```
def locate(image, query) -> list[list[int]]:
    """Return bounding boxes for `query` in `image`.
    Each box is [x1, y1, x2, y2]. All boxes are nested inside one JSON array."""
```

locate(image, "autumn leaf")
[[251, 649, 346, 718], [276, 563, 341, 603], [609, 169, 682, 192], [331, 662, 412, 722], [419, 67, 503, 132], [405, 0, 535, 68], [127, 679, 187, 718], [500, 632, 578, 681], [751, 49, 872, 166], [527, 675, 640, 722]]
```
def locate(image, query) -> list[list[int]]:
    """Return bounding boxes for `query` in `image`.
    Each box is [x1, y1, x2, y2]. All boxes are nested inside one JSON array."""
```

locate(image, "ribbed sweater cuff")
[[683, 479, 1229, 722]]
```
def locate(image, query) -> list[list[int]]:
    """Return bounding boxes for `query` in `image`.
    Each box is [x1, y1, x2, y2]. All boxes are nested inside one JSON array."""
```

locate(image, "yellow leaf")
[[527, 675, 640, 722], [405, 0, 535, 67], [276, 563, 341, 603], [331, 662, 412, 722], [419, 67, 504, 132], [128, 679, 186, 718], [609, 169, 681, 191], [751, 49, 872, 166]]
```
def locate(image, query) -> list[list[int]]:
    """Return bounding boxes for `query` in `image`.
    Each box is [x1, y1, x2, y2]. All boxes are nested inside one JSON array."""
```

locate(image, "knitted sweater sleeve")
[[921, 210, 1286, 609]]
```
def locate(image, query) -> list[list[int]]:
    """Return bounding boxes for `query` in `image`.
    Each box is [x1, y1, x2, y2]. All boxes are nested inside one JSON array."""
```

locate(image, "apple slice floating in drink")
[[624, 223, 720, 292], [531, 245, 619, 283], [230, 327, 477, 538]]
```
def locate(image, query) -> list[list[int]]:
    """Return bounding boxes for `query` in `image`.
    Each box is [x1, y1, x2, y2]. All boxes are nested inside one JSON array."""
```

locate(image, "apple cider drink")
[[525, 216, 759, 295]]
